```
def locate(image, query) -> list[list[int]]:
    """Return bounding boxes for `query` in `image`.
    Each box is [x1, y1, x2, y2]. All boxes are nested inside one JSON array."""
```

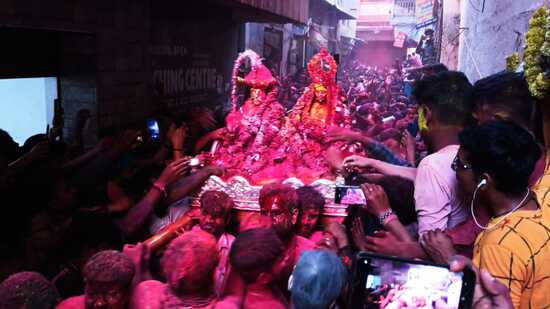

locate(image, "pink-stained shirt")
[[56, 295, 85, 309], [414, 145, 468, 236], [309, 231, 325, 244], [242, 282, 288, 309], [274, 235, 317, 289], [192, 226, 235, 297]]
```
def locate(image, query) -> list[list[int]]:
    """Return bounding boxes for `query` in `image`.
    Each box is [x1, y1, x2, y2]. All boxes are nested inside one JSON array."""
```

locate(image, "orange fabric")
[[473, 209, 550, 308]]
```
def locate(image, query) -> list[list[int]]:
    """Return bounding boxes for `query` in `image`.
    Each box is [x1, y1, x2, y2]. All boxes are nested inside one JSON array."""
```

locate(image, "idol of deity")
[[252, 49, 353, 183], [210, 50, 285, 176]]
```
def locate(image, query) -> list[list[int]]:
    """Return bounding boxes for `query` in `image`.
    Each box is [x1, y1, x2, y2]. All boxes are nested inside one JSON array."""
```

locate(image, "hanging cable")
[[462, 34, 483, 79]]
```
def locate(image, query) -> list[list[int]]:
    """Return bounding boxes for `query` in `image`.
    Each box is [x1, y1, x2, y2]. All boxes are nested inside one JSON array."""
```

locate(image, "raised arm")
[[115, 158, 190, 237], [343, 155, 417, 181]]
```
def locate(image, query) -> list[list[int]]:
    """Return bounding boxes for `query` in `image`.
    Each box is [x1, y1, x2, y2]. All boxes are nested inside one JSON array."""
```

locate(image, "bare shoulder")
[[56, 295, 85, 309]]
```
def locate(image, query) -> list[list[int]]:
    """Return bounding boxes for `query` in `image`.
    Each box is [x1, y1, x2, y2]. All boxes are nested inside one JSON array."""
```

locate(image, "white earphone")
[[471, 176, 531, 230], [477, 178, 487, 189]]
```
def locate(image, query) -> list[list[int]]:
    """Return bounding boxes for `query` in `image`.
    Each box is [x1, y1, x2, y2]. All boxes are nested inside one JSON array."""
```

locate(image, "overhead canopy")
[[229, 0, 310, 24]]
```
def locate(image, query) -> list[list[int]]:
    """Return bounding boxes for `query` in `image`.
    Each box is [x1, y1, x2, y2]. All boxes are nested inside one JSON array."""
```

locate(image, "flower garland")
[[506, 52, 520, 72], [230, 50, 262, 111], [524, 7, 550, 99]]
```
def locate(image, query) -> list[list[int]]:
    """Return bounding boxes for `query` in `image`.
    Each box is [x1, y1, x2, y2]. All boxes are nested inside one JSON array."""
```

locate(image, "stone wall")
[[458, 0, 544, 81]]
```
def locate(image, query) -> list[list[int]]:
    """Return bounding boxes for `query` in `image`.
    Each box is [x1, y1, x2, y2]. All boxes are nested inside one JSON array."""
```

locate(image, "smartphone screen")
[[147, 119, 160, 141], [335, 186, 366, 205], [349, 253, 475, 309]]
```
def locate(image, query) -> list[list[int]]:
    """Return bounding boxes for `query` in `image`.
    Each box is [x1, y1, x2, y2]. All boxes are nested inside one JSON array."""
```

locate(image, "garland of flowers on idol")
[[524, 7, 550, 99], [229, 50, 272, 137], [230, 49, 262, 112]]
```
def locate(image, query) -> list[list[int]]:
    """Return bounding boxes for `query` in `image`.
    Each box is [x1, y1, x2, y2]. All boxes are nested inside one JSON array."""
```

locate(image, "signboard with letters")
[[393, 31, 407, 48], [416, 0, 434, 25]]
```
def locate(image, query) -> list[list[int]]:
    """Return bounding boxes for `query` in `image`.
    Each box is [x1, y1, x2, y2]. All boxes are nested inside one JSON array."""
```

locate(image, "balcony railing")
[[392, 0, 415, 17]]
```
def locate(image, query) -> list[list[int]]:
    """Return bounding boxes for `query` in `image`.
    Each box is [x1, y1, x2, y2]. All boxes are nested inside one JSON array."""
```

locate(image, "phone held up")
[[147, 119, 161, 141], [335, 186, 367, 205], [348, 252, 476, 309]]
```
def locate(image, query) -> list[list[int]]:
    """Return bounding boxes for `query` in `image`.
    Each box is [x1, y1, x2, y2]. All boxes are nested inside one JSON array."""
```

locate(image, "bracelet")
[[152, 182, 168, 198], [378, 210, 396, 226], [383, 214, 398, 226]]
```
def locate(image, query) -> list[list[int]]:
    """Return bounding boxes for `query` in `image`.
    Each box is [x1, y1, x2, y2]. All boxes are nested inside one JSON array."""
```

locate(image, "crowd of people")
[[0, 50, 549, 309]]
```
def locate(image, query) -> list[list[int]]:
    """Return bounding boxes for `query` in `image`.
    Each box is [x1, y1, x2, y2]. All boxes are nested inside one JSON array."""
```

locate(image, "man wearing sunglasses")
[[345, 71, 474, 242]]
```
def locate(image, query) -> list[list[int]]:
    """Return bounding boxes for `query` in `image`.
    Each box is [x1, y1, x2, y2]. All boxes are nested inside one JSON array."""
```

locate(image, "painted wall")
[[439, 0, 460, 70], [458, 0, 544, 81]]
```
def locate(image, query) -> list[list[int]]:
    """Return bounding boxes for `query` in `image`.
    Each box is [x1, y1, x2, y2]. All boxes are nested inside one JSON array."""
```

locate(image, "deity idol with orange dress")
[[208, 50, 285, 177], [250, 49, 354, 184]]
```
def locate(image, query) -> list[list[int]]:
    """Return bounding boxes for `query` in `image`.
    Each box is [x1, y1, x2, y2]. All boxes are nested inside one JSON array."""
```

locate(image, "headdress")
[[231, 49, 276, 111], [307, 48, 338, 85]]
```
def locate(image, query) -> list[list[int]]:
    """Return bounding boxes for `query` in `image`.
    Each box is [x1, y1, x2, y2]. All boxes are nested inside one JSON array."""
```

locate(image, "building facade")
[[0, 0, 308, 143]]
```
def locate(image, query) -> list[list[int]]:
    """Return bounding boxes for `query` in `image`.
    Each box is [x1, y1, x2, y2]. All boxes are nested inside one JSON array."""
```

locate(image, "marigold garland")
[[506, 52, 520, 72], [524, 7, 550, 99]]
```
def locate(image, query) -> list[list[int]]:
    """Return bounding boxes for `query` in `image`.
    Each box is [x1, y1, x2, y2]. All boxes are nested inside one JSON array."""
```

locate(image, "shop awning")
[[230, 0, 309, 24], [316, 0, 357, 20]]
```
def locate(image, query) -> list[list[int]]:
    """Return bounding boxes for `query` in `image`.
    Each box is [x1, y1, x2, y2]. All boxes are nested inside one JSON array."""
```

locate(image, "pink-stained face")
[[296, 208, 320, 238], [260, 195, 296, 239], [199, 211, 227, 238], [85, 282, 129, 309]]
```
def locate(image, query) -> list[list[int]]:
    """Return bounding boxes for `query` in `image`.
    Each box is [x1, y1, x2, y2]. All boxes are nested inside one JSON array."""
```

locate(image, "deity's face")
[[85, 282, 129, 309], [250, 88, 266, 106], [314, 89, 328, 103], [260, 195, 297, 240]]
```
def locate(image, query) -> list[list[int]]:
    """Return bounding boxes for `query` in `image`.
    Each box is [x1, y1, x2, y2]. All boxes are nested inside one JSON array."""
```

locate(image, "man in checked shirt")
[[456, 121, 550, 308]]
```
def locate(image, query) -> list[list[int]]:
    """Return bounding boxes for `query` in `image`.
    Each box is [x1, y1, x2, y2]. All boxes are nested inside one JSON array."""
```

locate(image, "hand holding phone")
[[147, 119, 161, 141], [335, 186, 367, 205], [349, 253, 476, 309]]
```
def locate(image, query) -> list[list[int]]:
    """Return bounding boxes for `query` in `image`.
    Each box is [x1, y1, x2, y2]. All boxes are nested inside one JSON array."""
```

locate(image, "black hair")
[[413, 71, 473, 125], [459, 120, 541, 196], [296, 186, 325, 211], [229, 228, 284, 283], [472, 72, 541, 136], [0, 272, 59, 309], [0, 128, 20, 162]]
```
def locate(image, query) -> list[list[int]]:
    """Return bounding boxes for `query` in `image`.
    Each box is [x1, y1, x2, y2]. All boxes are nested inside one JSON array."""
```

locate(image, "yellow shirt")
[[532, 154, 550, 223], [473, 209, 550, 309]]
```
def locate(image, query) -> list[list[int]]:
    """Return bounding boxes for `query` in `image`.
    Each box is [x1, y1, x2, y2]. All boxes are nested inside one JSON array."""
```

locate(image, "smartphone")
[[407, 121, 419, 137], [335, 186, 366, 205], [348, 252, 475, 309], [382, 116, 396, 123], [189, 157, 200, 167], [147, 119, 160, 141]]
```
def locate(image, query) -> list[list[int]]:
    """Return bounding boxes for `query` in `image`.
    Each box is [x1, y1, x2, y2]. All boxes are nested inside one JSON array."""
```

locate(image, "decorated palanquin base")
[[190, 176, 347, 219]]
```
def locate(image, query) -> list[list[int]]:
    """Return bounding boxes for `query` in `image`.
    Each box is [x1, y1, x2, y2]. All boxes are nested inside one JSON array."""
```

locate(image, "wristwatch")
[[378, 209, 396, 226]]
